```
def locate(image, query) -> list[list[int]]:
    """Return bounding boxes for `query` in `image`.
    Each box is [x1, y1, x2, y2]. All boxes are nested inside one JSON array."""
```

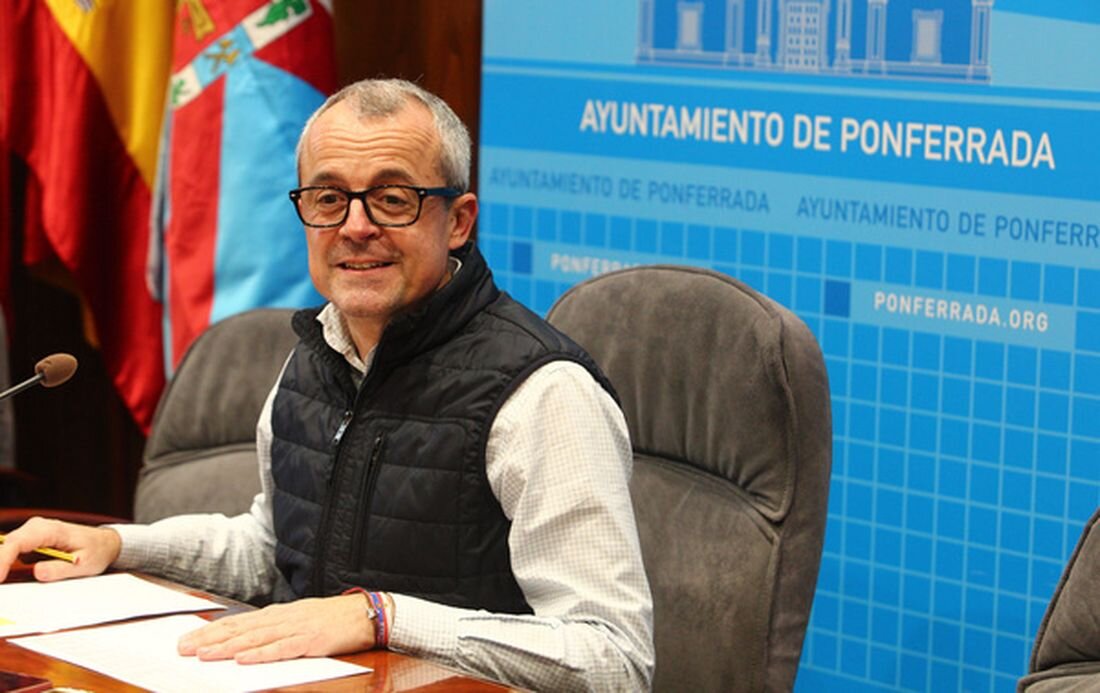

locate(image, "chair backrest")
[[1019, 507, 1100, 691], [547, 265, 832, 692], [134, 308, 298, 523]]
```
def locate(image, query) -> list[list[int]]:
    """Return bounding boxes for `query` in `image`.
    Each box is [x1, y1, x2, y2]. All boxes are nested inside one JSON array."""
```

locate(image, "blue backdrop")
[[480, 2, 1100, 690]]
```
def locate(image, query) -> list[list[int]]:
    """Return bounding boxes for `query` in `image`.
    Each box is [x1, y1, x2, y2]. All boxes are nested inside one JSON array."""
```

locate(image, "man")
[[0, 79, 654, 691]]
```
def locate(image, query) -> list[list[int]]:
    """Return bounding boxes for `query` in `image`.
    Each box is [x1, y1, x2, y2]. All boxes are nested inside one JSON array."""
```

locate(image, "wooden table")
[[0, 564, 518, 692]]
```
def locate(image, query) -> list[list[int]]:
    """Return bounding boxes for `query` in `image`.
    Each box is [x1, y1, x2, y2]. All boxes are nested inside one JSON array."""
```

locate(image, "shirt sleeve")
[[387, 360, 655, 692], [110, 372, 284, 604]]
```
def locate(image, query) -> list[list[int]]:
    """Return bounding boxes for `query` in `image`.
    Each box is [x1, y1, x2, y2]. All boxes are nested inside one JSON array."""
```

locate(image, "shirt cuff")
[[388, 593, 464, 659], [107, 522, 170, 570]]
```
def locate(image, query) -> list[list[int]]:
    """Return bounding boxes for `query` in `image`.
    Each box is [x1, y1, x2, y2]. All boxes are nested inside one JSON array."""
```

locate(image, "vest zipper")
[[308, 407, 354, 596], [351, 431, 386, 568]]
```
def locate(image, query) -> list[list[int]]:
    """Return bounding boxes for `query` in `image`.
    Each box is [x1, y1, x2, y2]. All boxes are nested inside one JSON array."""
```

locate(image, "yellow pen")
[[0, 532, 76, 563]]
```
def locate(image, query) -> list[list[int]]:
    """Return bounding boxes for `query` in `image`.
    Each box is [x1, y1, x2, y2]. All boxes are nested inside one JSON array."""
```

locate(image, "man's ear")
[[447, 193, 478, 250]]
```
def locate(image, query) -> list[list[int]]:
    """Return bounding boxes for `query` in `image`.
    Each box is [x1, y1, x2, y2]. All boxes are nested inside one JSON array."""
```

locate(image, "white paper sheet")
[[11, 614, 370, 693], [0, 572, 225, 636]]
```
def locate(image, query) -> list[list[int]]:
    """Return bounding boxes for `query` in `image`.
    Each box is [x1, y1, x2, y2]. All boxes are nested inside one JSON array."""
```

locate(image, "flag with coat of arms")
[[150, 0, 337, 369]]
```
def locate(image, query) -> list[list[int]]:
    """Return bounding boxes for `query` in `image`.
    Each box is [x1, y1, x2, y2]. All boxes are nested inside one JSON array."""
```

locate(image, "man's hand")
[[0, 517, 121, 583], [178, 594, 375, 664]]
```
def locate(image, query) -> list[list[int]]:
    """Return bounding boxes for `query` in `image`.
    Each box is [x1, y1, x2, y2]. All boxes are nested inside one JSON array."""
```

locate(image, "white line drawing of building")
[[637, 0, 993, 83]]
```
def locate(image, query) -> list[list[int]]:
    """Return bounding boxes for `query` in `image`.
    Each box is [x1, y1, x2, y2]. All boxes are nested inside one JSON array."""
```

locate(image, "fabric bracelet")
[[341, 586, 382, 647], [367, 590, 389, 647]]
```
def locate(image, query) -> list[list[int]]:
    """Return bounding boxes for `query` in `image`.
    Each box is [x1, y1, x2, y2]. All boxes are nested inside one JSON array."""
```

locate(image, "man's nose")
[[340, 198, 381, 239]]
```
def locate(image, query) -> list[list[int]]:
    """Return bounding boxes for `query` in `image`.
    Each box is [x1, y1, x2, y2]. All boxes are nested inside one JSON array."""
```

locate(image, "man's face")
[[299, 100, 476, 349]]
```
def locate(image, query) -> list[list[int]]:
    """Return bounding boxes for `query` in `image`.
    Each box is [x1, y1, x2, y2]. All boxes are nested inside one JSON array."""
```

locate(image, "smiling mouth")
[[339, 261, 393, 270]]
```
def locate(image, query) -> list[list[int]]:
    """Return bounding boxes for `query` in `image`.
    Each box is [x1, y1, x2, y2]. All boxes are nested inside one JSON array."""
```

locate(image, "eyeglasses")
[[288, 184, 462, 228]]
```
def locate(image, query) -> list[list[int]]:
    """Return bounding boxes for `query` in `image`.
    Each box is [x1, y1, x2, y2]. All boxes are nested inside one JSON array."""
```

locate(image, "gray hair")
[[295, 78, 472, 192]]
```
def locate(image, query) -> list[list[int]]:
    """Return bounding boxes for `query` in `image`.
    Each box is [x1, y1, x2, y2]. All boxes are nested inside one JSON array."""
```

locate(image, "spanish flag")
[[150, 0, 335, 367], [0, 0, 174, 432]]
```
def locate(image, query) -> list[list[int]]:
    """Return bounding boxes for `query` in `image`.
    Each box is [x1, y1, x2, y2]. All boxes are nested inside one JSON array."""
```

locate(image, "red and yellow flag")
[[0, 0, 175, 431]]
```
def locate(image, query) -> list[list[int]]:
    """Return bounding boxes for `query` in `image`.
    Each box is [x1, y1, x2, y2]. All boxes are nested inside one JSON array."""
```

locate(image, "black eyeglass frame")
[[288, 184, 463, 228]]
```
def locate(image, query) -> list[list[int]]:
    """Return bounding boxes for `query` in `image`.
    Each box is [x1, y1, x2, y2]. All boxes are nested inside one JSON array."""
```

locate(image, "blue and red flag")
[[151, 0, 336, 368]]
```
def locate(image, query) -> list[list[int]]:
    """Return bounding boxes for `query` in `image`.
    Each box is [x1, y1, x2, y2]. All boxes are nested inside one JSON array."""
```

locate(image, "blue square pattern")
[[851, 364, 878, 401], [947, 253, 976, 292], [944, 337, 974, 375], [796, 276, 822, 313], [936, 539, 964, 580], [770, 233, 794, 269], [1080, 268, 1100, 308], [1071, 440, 1100, 481], [938, 500, 966, 541], [885, 247, 913, 285], [512, 205, 533, 239], [659, 221, 684, 256], [932, 615, 961, 657], [482, 238, 509, 271], [686, 224, 710, 259], [853, 324, 880, 361], [742, 230, 766, 266], [856, 243, 883, 280], [584, 212, 607, 247], [798, 237, 823, 272], [1000, 511, 1030, 553], [1011, 261, 1041, 300], [1004, 392, 1035, 435], [560, 211, 581, 244], [969, 462, 998, 505], [910, 413, 937, 452], [536, 208, 557, 241], [511, 241, 533, 274], [875, 529, 902, 570], [826, 240, 852, 277], [976, 341, 1006, 380], [973, 382, 1003, 422], [969, 506, 997, 547], [915, 250, 945, 289], [1075, 354, 1100, 395], [874, 567, 901, 606], [1004, 428, 1035, 468], [1041, 350, 1071, 390], [766, 272, 793, 308], [609, 216, 631, 250], [973, 424, 1001, 464], [842, 599, 870, 638], [911, 373, 939, 411], [479, 203, 503, 238], [881, 368, 908, 406], [882, 328, 910, 366], [635, 219, 657, 253], [1078, 312, 1100, 353], [978, 257, 1009, 297], [824, 280, 851, 317], [1007, 346, 1038, 385], [1035, 475, 1066, 517], [913, 331, 941, 370], [938, 458, 967, 499], [1043, 264, 1074, 305], [878, 447, 905, 486], [940, 417, 969, 457], [714, 226, 737, 261], [907, 494, 934, 534], [942, 378, 971, 417], [1039, 392, 1070, 432], [870, 646, 898, 685]]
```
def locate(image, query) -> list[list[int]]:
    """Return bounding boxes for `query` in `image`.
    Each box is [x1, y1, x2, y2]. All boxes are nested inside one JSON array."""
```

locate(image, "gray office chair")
[[547, 265, 832, 692], [134, 308, 298, 523], [1018, 507, 1100, 692]]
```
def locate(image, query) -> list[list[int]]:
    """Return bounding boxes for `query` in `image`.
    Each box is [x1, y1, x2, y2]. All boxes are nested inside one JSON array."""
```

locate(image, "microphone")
[[0, 353, 79, 402]]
